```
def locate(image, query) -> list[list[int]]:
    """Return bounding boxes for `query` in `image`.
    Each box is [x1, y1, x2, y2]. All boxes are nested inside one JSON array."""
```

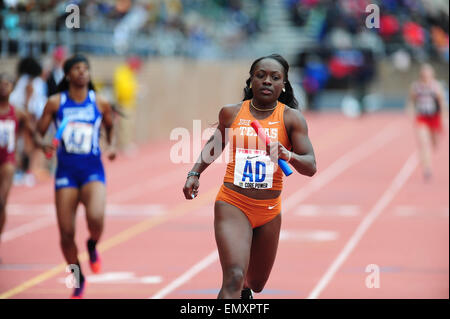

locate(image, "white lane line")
[[7, 204, 54, 215], [393, 205, 419, 216], [5, 119, 399, 242], [392, 205, 450, 218], [8, 204, 165, 216], [295, 205, 360, 217], [12, 146, 170, 203], [284, 122, 401, 211], [1, 204, 166, 243], [280, 230, 339, 242], [57, 272, 163, 284], [148, 121, 402, 298], [5, 161, 220, 241], [295, 205, 320, 216], [335, 205, 360, 217], [307, 152, 418, 299], [1, 217, 55, 243], [4, 150, 195, 241], [109, 167, 188, 203], [150, 250, 219, 299]]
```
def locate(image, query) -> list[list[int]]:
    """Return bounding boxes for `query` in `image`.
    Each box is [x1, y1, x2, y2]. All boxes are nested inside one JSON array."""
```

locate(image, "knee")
[[223, 266, 246, 293], [87, 216, 103, 232]]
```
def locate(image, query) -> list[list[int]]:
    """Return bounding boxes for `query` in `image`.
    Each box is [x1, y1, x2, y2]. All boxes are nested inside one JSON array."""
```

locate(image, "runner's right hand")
[[43, 143, 56, 158], [183, 176, 199, 200]]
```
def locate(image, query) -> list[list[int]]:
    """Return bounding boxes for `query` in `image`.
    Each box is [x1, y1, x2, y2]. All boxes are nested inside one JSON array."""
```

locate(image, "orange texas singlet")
[[223, 100, 292, 191]]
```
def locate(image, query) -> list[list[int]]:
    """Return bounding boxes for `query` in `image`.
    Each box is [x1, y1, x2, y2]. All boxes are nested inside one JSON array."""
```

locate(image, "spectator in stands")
[[302, 55, 329, 110], [46, 45, 67, 97], [113, 55, 142, 155], [9, 57, 48, 185]]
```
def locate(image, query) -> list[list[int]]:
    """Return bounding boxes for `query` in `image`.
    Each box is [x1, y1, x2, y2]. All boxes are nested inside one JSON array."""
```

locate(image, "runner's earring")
[[249, 83, 252, 89], [282, 87, 286, 92]]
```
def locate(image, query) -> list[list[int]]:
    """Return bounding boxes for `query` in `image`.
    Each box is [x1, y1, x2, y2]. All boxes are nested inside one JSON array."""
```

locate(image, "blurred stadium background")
[[0, 0, 448, 142]]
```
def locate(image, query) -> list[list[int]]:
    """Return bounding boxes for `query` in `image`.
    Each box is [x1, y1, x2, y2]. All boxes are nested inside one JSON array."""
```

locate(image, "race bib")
[[0, 120, 15, 152], [417, 95, 437, 115], [234, 148, 274, 189], [62, 122, 94, 154]]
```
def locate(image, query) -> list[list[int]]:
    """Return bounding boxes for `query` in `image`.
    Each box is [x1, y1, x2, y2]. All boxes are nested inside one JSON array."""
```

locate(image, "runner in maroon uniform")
[[0, 73, 45, 245]]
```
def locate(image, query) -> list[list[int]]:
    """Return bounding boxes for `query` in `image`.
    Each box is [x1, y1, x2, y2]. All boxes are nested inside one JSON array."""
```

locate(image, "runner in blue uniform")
[[36, 55, 116, 298]]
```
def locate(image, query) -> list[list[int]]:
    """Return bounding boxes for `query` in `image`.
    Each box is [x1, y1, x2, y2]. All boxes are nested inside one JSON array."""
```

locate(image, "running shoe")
[[71, 278, 86, 299], [87, 239, 101, 274], [240, 288, 253, 299]]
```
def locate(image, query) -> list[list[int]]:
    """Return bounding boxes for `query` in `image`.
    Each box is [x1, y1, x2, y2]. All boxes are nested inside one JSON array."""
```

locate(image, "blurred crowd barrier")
[[0, 56, 249, 140], [0, 0, 265, 59], [0, 0, 448, 138], [2, 56, 447, 141], [0, 0, 447, 187], [1, 1, 447, 61]]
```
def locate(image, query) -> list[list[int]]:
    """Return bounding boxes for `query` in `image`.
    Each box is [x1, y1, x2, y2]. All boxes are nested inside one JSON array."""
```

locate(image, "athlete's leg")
[[214, 200, 253, 299], [415, 124, 433, 177], [56, 186, 88, 298], [80, 181, 106, 242], [0, 162, 15, 240], [245, 214, 281, 293], [430, 129, 440, 150], [55, 187, 80, 264], [80, 181, 105, 273]]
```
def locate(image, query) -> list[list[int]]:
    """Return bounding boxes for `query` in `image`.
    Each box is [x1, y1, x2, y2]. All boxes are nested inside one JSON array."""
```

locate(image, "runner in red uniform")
[[406, 64, 448, 180]]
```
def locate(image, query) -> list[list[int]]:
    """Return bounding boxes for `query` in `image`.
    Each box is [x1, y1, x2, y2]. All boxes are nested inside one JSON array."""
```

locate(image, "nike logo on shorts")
[[268, 203, 279, 210], [55, 177, 69, 186], [268, 121, 279, 125]]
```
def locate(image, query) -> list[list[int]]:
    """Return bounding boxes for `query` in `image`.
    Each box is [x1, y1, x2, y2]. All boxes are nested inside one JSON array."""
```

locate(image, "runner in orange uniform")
[[183, 54, 317, 299]]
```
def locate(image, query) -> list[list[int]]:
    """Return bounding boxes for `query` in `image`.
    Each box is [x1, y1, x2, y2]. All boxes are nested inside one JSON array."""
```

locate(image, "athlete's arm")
[[15, 108, 34, 136], [190, 105, 237, 173], [97, 95, 116, 160], [405, 84, 416, 119], [16, 107, 44, 151], [183, 104, 239, 200], [36, 94, 59, 135], [278, 108, 316, 177], [435, 82, 448, 128], [34, 94, 59, 154]]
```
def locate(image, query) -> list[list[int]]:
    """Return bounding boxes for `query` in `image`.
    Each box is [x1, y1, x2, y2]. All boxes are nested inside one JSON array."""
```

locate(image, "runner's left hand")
[[106, 145, 117, 161], [267, 142, 291, 163]]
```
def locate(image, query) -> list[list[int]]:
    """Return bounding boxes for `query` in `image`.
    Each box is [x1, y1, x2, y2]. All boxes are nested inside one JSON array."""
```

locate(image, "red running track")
[[0, 112, 448, 299]]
